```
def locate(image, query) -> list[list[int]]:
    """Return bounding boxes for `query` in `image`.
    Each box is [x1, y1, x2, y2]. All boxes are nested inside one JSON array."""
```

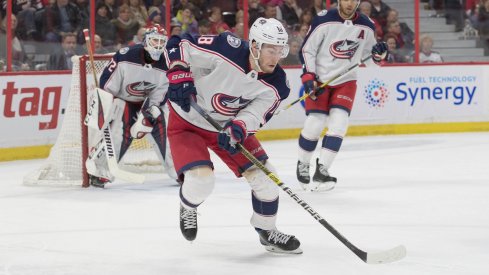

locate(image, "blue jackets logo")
[[364, 79, 389, 108], [396, 76, 477, 106]]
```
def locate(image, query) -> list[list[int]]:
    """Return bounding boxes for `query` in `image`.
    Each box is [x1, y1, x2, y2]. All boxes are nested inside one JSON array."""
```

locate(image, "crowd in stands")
[[2, 0, 482, 71]]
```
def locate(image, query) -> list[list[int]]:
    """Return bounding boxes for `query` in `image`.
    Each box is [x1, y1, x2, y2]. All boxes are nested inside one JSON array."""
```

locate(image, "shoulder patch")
[[317, 9, 328, 16], [119, 47, 129, 54], [227, 35, 241, 48]]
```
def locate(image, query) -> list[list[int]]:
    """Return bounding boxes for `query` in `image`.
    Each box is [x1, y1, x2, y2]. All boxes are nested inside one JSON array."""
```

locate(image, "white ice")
[[1, 132, 488, 275]]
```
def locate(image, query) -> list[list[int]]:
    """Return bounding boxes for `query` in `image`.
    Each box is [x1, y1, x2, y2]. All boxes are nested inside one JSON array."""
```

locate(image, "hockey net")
[[24, 55, 163, 187]]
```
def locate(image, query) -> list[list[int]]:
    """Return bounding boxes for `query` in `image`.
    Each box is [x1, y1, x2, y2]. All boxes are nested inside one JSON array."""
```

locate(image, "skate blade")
[[263, 245, 303, 254], [311, 181, 336, 192]]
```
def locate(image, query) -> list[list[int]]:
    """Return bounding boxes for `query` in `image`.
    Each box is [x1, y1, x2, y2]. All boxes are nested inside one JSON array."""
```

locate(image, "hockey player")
[[86, 24, 177, 187], [296, 0, 388, 191], [165, 17, 301, 254]]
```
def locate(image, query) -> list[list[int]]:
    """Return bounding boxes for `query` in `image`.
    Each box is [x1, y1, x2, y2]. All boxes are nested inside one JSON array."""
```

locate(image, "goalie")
[[85, 24, 177, 187]]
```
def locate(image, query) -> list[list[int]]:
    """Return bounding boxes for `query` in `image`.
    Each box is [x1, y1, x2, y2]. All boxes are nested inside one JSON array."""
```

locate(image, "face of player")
[[339, 0, 359, 19], [258, 44, 286, 73]]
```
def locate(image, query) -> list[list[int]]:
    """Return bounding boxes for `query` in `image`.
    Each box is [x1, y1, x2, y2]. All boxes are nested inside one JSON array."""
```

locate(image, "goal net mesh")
[[24, 55, 163, 187]]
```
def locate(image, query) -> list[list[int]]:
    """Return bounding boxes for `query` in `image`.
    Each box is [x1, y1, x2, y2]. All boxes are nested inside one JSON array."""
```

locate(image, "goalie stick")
[[274, 54, 372, 115], [83, 29, 145, 184], [189, 99, 406, 264]]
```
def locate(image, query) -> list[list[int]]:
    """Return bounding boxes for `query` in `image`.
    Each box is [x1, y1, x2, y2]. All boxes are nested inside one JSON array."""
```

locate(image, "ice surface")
[[1, 132, 488, 275]]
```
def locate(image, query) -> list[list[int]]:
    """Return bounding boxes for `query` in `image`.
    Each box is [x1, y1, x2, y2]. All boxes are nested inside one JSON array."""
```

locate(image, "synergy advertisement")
[[1, 65, 488, 149]]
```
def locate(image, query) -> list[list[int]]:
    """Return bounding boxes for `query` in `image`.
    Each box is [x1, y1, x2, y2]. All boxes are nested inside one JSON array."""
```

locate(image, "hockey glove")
[[371, 41, 388, 64], [217, 120, 247, 155], [301, 72, 316, 94], [130, 105, 162, 139], [167, 61, 196, 112]]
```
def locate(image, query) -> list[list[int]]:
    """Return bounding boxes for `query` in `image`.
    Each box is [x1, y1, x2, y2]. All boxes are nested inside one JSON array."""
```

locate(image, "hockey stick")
[[189, 99, 406, 264], [83, 29, 145, 184], [274, 54, 373, 115]]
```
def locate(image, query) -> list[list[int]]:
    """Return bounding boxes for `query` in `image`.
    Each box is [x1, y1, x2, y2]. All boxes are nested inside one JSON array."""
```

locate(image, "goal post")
[[24, 54, 163, 187]]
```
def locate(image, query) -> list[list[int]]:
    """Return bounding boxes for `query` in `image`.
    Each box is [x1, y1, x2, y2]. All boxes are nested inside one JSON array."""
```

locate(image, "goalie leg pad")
[[85, 141, 114, 182], [243, 161, 279, 230], [84, 88, 115, 130], [180, 166, 215, 208]]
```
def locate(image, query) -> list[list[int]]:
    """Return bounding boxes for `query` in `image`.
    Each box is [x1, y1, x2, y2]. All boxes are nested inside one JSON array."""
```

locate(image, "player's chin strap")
[[189, 98, 406, 264], [249, 42, 263, 73]]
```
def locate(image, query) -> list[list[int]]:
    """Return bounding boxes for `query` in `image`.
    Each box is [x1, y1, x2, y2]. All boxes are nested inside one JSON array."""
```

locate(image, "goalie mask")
[[249, 17, 289, 71], [143, 24, 168, 61]]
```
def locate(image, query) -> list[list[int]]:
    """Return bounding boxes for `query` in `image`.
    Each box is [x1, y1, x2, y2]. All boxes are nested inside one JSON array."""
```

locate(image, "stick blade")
[[365, 245, 407, 264], [107, 158, 145, 184]]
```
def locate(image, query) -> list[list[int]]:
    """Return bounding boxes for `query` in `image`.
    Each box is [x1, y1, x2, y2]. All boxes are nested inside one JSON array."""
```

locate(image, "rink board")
[[1, 65, 489, 161]]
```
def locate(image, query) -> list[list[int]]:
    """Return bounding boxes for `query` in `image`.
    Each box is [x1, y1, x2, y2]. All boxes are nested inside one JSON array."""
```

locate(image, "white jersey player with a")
[[165, 18, 302, 254], [86, 24, 177, 187], [296, 0, 388, 191]]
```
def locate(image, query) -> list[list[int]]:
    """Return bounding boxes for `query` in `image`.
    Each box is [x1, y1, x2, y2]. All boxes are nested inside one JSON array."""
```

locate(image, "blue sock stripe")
[[251, 192, 278, 216], [321, 135, 343, 152], [299, 134, 318, 152], [179, 187, 200, 208]]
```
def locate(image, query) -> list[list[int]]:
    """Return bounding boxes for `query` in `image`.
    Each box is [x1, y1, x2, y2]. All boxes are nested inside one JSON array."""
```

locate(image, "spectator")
[[9, 0, 44, 40], [310, 0, 325, 16], [385, 20, 414, 54], [75, 0, 89, 27], [297, 23, 309, 41], [147, 8, 163, 26], [299, 9, 313, 26], [208, 6, 230, 34], [231, 10, 244, 37], [47, 32, 77, 70], [44, 0, 82, 43], [129, 27, 146, 45], [128, 0, 148, 27], [384, 8, 414, 43], [94, 34, 110, 54], [235, 9, 244, 26], [263, 3, 278, 19], [198, 19, 211, 35], [359, 1, 383, 41], [102, 0, 118, 20], [173, 5, 199, 36], [444, 0, 464, 31], [170, 21, 182, 36], [95, 2, 116, 49], [111, 4, 139, 47], [280, 36, 301, 65], [369, 0, 391, 28], [279, 0, 302, 28], [384, 33, 406, 63], [478, 0, 489, 44], [172, 0, 189, 17], [0, 14, 30, 71], [148, 0, 166, 23], [419, 34, 443, 63], [248, 0, 265, 26]]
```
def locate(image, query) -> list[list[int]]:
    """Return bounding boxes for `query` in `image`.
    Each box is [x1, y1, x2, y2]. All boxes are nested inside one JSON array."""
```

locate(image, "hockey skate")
[[180, 204, 197, 241], [312, 158, 337, 192], [296, 160, 310, 190], [89, 175, 111, 188], [257, 228, 302, 254]]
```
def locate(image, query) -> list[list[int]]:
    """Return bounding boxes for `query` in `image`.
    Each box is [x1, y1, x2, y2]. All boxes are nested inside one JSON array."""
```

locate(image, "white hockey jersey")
[[99, 44, 169, 106], [166, 32, 290, 134], [300, 9, 378, 86]]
